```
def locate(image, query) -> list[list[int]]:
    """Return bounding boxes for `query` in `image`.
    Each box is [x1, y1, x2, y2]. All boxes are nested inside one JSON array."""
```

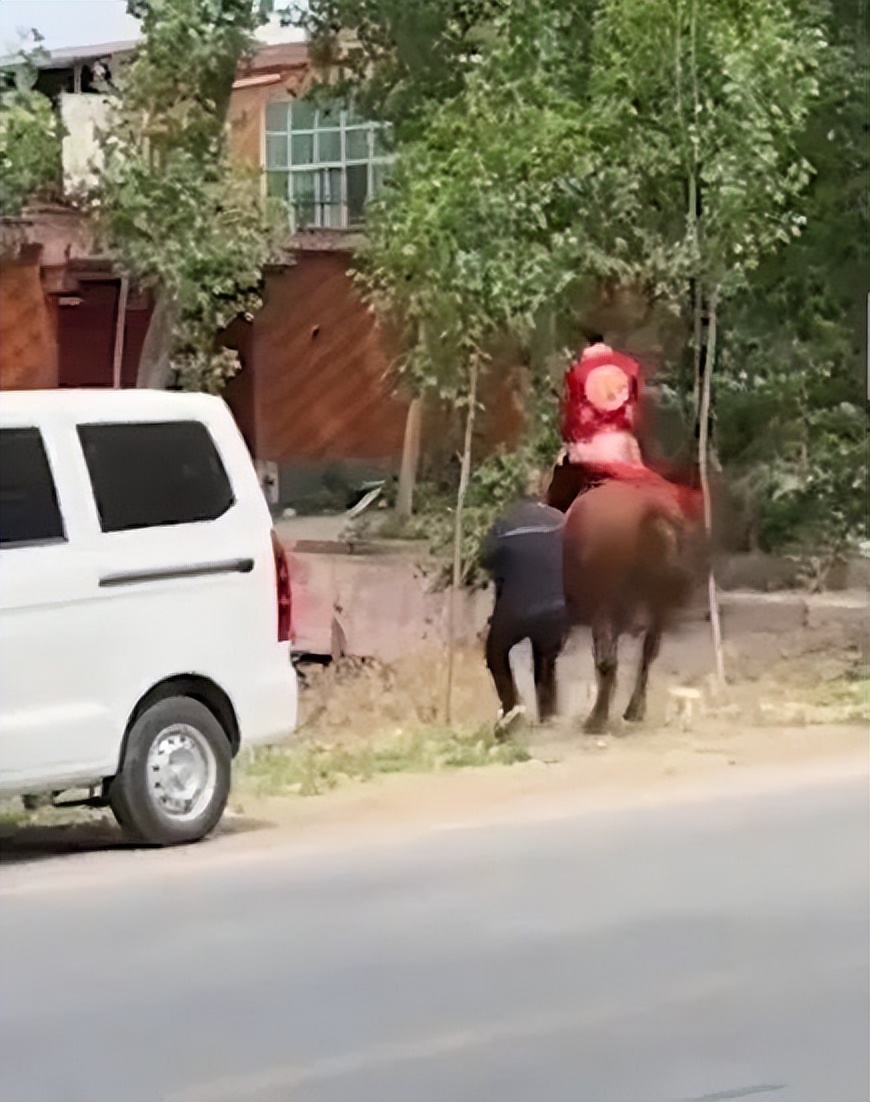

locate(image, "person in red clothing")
[[560, 340, 644, 469], [547, 339, 702, 523]]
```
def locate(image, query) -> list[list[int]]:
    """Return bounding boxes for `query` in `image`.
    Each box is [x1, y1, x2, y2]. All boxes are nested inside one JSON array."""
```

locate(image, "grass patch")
[[757, 672, 869, 725], [809, 674, 869, 719], [236, 726, 531, 799], [0, 800, 26, 829], [0, 797, 103, 833], [0, 729, 530, 828]]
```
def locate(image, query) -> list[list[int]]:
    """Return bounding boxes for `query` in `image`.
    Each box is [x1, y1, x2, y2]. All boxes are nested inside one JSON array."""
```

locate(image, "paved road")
[[0, 771, 867, 1102]]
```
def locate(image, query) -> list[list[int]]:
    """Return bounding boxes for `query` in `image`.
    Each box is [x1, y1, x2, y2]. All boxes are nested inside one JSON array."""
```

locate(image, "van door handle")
[[99, 558, 255, 588]]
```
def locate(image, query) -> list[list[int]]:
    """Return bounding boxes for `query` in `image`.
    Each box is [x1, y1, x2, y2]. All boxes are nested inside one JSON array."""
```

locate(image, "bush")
[[0, 39, 62, 217]]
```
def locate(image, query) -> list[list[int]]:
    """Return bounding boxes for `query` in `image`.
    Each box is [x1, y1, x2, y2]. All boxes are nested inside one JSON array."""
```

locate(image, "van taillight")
[[271, 529, 294, 643]]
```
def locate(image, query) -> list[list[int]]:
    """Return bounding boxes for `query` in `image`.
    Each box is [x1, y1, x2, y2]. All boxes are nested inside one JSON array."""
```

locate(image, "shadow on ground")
[[0, 811, 272, 867]]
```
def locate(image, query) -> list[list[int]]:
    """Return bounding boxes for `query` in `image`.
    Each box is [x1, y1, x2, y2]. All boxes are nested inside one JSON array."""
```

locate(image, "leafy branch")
[[0, 31, 63, 218], [97, 0, 285, 391]]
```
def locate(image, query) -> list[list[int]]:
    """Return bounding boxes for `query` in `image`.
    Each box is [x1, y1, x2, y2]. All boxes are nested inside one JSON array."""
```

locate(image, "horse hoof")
[[583, 715, 608, 735], [623, 706, 645, 724]]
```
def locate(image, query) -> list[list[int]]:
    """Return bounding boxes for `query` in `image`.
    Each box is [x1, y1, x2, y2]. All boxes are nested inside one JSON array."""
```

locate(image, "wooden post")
[[698, 285, 726, 690], [396, 397, 422, 518], [112, 274, 129, 389]]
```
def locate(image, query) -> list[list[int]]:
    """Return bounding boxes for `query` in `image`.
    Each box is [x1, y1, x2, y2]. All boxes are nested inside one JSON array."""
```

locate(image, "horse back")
[[563, 481, 703, 625]]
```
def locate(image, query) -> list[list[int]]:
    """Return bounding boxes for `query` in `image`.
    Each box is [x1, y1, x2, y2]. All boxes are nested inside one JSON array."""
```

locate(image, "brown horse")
[[551, 469, 707, 733]]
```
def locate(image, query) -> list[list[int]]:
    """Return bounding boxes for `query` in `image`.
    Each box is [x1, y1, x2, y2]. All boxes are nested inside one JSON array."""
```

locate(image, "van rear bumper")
[[234, 643, 298, 749]]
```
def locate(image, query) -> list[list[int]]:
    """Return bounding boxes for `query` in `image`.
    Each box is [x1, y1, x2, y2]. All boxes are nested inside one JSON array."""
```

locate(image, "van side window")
[[78, 421, 234, 533], [0, 428, 66, 548]]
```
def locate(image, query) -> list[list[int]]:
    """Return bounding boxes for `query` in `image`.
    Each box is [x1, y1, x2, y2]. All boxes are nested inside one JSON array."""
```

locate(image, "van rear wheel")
[[110, 696, 232, 846]]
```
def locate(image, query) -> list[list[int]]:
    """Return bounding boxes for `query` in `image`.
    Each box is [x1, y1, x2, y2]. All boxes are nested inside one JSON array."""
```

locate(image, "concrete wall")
[[60, 94, 110, 196], [284, 539, 869, 664], [14, 204, 94, 275], [287, 548, 492, 661]]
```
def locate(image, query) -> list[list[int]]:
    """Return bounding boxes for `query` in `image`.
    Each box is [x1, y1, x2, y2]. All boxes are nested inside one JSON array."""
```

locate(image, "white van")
[[0, 390, 298, 846]]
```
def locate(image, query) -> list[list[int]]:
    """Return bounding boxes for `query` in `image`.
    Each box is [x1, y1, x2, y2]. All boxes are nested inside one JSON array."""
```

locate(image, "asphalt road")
[[0, 770, 867, 1102]]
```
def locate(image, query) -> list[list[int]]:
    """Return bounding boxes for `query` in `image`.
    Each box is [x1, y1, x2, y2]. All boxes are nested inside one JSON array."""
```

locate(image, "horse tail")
[[637, 510, 696, 615]]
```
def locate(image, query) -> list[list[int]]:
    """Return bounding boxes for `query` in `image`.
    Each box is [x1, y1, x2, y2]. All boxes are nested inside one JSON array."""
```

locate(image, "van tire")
[[110, 696, 232, 846]]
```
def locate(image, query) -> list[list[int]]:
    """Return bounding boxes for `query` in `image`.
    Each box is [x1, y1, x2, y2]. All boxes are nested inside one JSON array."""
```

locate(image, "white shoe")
[[495, 704, 527, 736]]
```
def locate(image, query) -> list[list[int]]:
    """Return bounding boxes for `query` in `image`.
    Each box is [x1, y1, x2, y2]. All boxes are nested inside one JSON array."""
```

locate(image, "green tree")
[[285, 0, 512, 141], [357, 4, 600, 718], [310, 0, 854, 606], [0, 33, 62, 218], [569, 0, 827, 675], [350, 0, 833, 704], [716, 0, 869, 568], [98, 0, 284, 391]]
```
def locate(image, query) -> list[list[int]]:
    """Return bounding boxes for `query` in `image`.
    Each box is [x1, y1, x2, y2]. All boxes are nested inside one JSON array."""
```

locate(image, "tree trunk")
[[698, 285, 726, 689], [112, 274, 129, 389], [444, 352, 481, 727], [690, 276, 703, 423], [396, 397, 423, 518], [136, 287, 175, 389]]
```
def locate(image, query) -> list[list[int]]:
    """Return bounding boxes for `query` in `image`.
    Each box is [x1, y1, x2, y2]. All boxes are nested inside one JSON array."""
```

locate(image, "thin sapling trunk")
[[444, 350, 481, 726], [697, 285, 726, 689]]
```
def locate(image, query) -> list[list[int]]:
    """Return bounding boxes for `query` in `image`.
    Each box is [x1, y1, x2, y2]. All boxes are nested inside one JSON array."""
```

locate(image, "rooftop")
[[0, 20, 308, 71], [0, 39, 137, 68]]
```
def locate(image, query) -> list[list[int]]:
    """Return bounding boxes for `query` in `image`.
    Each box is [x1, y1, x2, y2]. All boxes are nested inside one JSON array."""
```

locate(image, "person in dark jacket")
[[480, 474, 568, 731]]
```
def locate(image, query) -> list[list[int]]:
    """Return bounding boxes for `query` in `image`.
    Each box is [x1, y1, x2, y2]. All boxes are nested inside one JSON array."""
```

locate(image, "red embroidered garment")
[[558, 344, 702, 523], [597, 461, 704, 524], [560, 344, 643, 445]]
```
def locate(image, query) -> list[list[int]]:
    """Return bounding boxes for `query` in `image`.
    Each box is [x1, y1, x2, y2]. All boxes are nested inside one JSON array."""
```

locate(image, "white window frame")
[[264, 97, 392, 232]]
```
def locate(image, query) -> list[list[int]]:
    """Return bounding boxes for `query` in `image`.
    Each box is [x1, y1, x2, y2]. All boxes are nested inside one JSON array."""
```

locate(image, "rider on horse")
[[561, 339, 644, 470], [548, 339, 702, 523]]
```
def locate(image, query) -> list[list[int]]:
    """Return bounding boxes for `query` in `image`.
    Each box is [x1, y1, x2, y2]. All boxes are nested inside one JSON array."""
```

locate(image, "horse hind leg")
[[584, 616, 618, 734], [624, 619, 662, 724]]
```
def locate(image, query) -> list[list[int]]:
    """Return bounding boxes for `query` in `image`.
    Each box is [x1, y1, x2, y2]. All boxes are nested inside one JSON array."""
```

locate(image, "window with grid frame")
[[265, 99, 392, 231]]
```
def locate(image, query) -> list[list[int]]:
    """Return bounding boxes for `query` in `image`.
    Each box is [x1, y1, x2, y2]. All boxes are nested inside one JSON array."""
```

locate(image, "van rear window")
[[0, 428, 66, 548], [78, 421, 234, 533]]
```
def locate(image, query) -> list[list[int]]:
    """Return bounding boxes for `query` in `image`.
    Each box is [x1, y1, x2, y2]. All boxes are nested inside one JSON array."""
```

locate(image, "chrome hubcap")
[[146, 724, 217, 822]]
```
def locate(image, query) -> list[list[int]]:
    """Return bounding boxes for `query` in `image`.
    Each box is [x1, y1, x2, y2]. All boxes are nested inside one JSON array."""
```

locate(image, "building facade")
[[1, 39, 525, 506]]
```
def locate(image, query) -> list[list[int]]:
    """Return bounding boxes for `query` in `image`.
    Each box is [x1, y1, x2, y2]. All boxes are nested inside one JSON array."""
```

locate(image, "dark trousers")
[[485, 605, 567, 723]]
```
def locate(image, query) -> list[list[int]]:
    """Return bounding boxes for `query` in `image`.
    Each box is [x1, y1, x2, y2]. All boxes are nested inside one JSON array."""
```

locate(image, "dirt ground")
[[226, 724, 866, 852], [291, 613, 868, 743], [209, 616, 868, 842]]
